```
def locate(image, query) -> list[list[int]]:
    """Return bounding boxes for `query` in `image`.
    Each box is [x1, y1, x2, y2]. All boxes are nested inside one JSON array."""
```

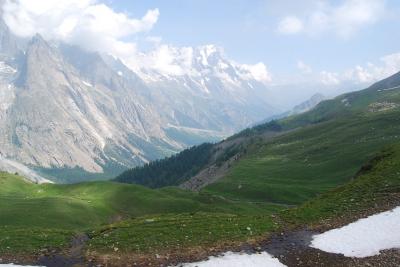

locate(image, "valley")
[[1, 72, 400, 266], [0, 1, 399, 266]]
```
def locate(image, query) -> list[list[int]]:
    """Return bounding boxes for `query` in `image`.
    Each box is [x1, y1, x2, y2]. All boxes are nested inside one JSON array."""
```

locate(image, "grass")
[[85, 143, 400, 256], [0, 227, 72, 254], [2, 142, 397, 260], [282, 143, 400, 226], [202, 79, 400, 206], [0, 172, 280, 254], [0, 173, 280, 230], [2, 79, 400, 259], [204, 110, 400, 205], [87, 213, 278, 254]]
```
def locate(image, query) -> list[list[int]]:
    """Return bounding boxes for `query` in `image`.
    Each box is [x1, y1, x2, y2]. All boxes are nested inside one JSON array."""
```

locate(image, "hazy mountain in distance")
[[0, 20, 280, 182], [253, 93, 327, 126], [289, 93, 326, 115]]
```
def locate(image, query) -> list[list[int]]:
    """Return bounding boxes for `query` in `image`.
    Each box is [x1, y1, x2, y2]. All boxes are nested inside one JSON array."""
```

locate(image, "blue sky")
[[103, 0, 400, 77], [3, 0, 400, 86]]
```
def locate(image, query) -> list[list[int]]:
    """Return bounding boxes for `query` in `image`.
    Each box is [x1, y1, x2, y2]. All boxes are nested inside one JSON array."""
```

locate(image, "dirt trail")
[[37, 233, 91, 267], [5, 228, 399, 267]]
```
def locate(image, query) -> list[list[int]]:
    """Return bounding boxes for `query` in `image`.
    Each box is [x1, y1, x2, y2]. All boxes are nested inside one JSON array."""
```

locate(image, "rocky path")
[[37, 233, 90, 267]]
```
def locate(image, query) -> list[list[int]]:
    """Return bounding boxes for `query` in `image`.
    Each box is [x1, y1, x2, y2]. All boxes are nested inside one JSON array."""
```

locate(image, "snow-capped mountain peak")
[[132, 44, 271, 89], [0, 20, 278, 181]]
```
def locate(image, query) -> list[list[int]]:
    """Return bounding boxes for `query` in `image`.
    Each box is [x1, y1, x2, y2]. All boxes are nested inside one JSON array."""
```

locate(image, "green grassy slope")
[[84, 143, 400, 261], [115, 72, 400, 201], [202, 73, 400, 204], [87, 213, 278, 255], [2, 72, 400, 260], [0, 172, 281, 255], [0, 173, 279, 230], [204, 109, 400, 204], [282, 142, 400, 226]]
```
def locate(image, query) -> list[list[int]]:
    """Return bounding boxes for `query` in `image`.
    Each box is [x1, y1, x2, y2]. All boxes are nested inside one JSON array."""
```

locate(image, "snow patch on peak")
[[0, 61, 17, 74], [82, 80, 93, 87], [128, 44, 271, 86], [197, 44, 220, 66]]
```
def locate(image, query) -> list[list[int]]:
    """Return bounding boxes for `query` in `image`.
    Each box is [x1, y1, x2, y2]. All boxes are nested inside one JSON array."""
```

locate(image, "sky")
[[2, 0, 400, 87]]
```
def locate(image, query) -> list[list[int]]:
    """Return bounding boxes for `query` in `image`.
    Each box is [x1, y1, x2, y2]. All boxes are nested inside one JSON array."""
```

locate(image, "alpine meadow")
[[0, 1, 399, 267]]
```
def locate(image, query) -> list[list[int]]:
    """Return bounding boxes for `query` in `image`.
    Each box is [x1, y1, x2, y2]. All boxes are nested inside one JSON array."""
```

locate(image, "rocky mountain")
[[288, 93, 326, 115], [252, 92, 326, 126], [134, 45, 277, 133], [0, 20, 278, 182]]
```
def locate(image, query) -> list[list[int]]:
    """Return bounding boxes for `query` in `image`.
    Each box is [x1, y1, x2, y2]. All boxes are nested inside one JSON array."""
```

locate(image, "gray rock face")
[[0, 22, 278, 180], [288, 93, 326, 116], [1, 36, 175, 174]]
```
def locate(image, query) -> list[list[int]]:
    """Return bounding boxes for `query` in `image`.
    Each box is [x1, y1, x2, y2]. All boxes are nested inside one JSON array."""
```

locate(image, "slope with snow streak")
[[173, 251, 287, 267], [311, 206, 400, 257], [0, 265, 42, 267], [0, 155, 51, 184]]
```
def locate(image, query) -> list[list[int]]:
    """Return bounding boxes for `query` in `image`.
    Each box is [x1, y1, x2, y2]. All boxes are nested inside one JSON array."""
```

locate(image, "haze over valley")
[[0, 1, 400, 266]]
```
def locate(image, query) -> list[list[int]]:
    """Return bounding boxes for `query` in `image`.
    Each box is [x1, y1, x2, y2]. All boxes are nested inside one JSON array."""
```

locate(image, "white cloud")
[[332, 0, 385, 37], [286, 52, 400, 87], [2, 0, 159, 59], [320, 71, 340, 85], [343, 53, 400, 83], [238, 62, 272, 83], [145, 36, 163, 46], [277, 16, 303, 34], [297, 60, 312, 74], [343, 65, 376, 83], [381, 53, 400, 75], [312, 52, 400, 86], [135, 45, 195, 76], [1, 0, 272, 83], [277, 0, 386, 38]]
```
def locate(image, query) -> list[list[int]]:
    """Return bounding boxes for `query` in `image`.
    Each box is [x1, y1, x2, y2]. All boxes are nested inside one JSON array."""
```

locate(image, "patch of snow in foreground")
[[311, 206, 400, 258], [173, 251, 287, 267], [0, 265, 42, 267]]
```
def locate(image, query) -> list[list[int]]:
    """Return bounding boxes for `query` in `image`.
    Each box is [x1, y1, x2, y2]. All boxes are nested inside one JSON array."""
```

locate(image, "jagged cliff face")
[[0, 35, 177, 174], [0, 21, 277, 180]]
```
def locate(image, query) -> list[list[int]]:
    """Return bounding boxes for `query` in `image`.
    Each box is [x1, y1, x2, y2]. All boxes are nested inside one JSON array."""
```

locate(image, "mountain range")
[[116, 70, 400, 199], [0, 19, 279, 182], [2, 66, 400, 266]]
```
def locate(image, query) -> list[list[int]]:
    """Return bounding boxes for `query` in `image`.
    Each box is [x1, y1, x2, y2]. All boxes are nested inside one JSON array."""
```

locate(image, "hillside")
[[116, 71, 400, 202], [85, 143, 400, 266], [282, 143, 400, 227], [115, 143, 214, 188], [2, 142, 398, 266], [2, 71, 400, 265], [0, 171, 280, 265], [1, 1, 399, 266], [0, 173, 278, 230]]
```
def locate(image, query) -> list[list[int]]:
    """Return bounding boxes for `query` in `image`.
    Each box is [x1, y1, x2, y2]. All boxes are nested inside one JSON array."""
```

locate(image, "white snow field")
[[173, 251, 287, 267], [311, 206, 400, 257]]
